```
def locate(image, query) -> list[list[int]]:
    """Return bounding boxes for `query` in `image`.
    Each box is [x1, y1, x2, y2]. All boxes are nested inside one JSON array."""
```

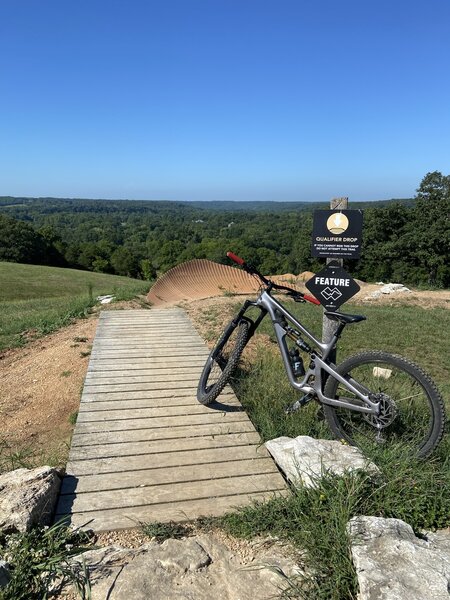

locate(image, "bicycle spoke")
[[326, 356, 437, 454]]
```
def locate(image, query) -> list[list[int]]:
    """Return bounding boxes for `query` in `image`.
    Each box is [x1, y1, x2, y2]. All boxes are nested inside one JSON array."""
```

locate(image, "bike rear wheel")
[[197, 319, 250, 405], [323, 351, 445, 458]]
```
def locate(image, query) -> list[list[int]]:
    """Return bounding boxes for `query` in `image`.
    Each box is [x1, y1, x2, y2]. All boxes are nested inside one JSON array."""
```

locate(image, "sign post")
[[307, 197, 363, 363], [322, 197, 347, 362]]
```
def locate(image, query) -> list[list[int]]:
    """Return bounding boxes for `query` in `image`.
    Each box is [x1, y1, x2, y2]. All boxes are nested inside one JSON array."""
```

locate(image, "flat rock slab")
[[67, 533, 302, 599], [55, 309, 286, 531], [348, 516, 450, 600], [265, 436, 379, 487]]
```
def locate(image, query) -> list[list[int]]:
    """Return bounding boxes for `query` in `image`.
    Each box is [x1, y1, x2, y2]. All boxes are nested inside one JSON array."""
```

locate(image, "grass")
[[0, 435, 72, 475], [0, 261, 150, 350], [141, 520, 191, 542], [0, 437, 36, 474], [189, 298, 450, 599], [68, 412, 78, 426], [0, 521, 93, 599]]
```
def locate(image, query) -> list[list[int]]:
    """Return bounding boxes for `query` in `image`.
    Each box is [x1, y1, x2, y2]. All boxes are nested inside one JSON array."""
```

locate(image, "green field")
[[0, 262, 150, 350]]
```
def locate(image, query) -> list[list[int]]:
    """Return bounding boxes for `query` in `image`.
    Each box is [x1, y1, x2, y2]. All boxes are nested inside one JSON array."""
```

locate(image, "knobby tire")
[[197, 319, 250, 405], [323, 350, 445, 458]]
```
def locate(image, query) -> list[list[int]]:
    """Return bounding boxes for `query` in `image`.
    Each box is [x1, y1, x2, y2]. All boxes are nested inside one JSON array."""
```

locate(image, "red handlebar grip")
[[227, 251, 245, 266], [304, 294, 321, 306]]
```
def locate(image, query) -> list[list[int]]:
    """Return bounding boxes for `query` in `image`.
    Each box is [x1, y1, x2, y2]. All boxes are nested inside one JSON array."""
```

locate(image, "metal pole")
[[322, 197, 348, 364]]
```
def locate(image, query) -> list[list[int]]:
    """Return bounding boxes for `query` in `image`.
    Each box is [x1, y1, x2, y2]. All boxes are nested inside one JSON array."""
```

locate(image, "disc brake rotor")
[[364, 392, 397, 429]]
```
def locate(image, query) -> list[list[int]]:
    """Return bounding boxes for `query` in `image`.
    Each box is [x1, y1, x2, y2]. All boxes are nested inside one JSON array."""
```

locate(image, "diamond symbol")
[[321, 287, 343, 301]]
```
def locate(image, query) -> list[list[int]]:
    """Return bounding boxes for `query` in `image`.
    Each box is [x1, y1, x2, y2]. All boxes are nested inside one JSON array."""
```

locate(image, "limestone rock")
[[348, 516, 450, 600], [366, 283, 411, 300], [96, 294, 115, 304], [265, 436, 379, 487], [68, 534, 302, 599], [380, 283, 410, 294], [0, 466, 61, 533]]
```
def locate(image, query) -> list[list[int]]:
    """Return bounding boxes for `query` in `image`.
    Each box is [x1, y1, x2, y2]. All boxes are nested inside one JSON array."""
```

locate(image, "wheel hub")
[[364, 392, 397, 429]]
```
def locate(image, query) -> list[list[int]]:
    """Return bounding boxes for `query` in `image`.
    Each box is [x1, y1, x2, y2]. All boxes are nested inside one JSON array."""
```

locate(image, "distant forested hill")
[[0, 173, 448, 287]]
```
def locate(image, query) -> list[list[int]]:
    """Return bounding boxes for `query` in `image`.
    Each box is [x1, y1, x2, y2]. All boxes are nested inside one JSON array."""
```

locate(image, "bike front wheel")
[[323, 351, 446, 458], [197, 319, 250, 405]]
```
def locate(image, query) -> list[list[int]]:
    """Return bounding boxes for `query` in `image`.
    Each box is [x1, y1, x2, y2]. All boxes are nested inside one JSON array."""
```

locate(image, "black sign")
[[312, 209, 363, 259], [305, 266, 360, 311]]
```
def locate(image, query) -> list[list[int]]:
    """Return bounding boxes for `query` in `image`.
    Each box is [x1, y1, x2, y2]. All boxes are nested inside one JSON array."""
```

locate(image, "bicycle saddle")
[[324, 311, 366, 324]]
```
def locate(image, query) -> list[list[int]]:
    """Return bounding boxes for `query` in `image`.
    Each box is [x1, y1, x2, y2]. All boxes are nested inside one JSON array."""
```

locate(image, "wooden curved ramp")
[[147, 259, 307, 306], [55, 309, 287, 532]]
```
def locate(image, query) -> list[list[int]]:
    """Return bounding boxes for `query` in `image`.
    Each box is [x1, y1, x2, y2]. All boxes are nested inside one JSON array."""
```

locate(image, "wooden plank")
[[78, 397, 240, 412], [87, 344, 209, 363], [80, 389, 236, 402], [57, 472, 285, 513], [89, 351, 209, 360], [87, 363, 207, 373], [93, 336, 205, 352], [66, 444, 269, 476], [79, 398, 240, 413], [81, 388, 234, 402], [94, 325, 193, 331], [95, 328, 200, 333], [76, 404, 245, 421], [73, 413, 248, 434], [71, 421, 254, 446], [84, 366, 205, 378], [83, 373, 205, 385], [60, 457, 277, 494], [82, 381, 202, 393], [87, 358, 207, 367], [56, 490, 287, 532], [94, 335, 196, 340], [69, 430, 260, 460], [95, 331, 196, 335]]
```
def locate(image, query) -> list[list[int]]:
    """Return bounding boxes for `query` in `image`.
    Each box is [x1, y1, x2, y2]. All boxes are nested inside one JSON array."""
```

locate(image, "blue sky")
[[1, 0, 449, 202]]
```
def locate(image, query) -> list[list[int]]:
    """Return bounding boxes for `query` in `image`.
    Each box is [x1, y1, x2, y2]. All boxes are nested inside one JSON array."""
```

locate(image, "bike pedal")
[[284, 394, 314, 414]]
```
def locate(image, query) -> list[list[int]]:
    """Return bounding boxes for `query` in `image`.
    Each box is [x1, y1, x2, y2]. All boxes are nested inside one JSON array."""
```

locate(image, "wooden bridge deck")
[[55, 309, 287, 531]]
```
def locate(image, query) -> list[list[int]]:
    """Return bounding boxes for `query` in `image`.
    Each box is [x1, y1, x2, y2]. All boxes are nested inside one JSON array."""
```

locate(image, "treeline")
[[0, 172, 448, 287]]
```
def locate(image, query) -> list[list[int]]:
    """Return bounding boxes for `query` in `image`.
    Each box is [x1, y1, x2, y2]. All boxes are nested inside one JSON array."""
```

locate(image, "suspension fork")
[[231, 301, 267, 337]]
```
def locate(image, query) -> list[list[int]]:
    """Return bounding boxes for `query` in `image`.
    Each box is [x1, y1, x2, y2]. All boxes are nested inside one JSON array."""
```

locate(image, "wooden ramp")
[[55, 309, 287, 531]]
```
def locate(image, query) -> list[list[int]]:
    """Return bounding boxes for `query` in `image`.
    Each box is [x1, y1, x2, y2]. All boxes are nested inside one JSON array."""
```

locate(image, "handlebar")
[[226, 252, 245, 266], [226, 251, 321, 306]]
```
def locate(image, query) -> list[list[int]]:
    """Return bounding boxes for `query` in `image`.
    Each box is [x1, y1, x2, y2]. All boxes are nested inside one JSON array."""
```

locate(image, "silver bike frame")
[[254, 290, 380, 415]]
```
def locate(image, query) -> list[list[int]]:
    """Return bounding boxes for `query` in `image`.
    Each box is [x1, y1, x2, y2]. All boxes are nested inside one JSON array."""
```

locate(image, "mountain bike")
[[197, 252, 446, 458]]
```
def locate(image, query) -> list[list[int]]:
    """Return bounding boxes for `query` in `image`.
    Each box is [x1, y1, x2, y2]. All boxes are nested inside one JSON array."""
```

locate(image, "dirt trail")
[[0, 299, 146, 470], [0, 317, 97, 468]]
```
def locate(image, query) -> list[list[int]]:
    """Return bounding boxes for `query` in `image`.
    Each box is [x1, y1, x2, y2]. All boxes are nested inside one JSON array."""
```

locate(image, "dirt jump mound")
[[147, 259, 307, 307]]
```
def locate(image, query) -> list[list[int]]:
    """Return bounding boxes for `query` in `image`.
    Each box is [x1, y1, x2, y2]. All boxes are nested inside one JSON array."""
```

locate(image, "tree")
[[412, 171, 450, 286], [110, 247, 141, 277], [0, 215, 63, 265], [140, 259, 156, 281]]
